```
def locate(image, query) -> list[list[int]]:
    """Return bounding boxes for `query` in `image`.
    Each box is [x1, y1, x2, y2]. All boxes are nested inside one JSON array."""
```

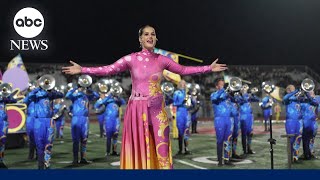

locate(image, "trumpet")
[[78, 75, 92, 88], [262, 81, 275, 94], [38, 74, 55, 91], [0, 83, 13, 98], [295, 78, 315, 97], [161, 82, 175, 96]]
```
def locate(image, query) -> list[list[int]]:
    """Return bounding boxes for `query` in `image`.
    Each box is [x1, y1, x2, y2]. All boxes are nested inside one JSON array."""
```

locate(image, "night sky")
[[1, 0, 320, 71]]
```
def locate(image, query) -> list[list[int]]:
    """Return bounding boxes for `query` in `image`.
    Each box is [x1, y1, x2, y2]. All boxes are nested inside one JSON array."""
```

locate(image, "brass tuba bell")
[[161, 82, 175, 96], [301, 78, 315, 92], [97, 79, 110, 94], [78, 75, 92, 88], [39, 74, 55, 91], [0, 83, 13, 98], [226, 77, 242, 92], [109, 85, 123, 97], [295, 78, 315, 97]]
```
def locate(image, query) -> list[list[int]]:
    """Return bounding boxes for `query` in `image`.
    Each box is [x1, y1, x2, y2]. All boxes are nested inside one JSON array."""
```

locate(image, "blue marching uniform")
[[173, 89, 192, 154], [32, 88, 63, 169], [190, 96, 200, 133], [23, 90, 37, 160], [94, 95, 125, 155], [97, 110, 105, 138], [0, 95, 17, 168], [283, 89, 303, 161], [238, 93, 259, 154], [53, 103, 65, 139], [260, 95, 273, 131], [300, 93, 319, 159], [230, 94, 241, 157], [211, 88, 233, 164], [66, 88, 99, 163]]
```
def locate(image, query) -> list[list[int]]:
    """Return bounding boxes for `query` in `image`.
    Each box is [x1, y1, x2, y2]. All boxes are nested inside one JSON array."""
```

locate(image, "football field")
[[5, 119, 320, 169]]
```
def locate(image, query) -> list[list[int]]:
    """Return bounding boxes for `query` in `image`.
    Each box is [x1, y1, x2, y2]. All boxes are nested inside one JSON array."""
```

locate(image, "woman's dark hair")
[[138, 25, 154, 37]]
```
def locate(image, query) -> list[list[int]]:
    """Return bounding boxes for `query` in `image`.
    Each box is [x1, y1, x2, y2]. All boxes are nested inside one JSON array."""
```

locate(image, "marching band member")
[[230, 92, 241, 159], [96, 93, 107, 138], [32, 76, 63, 169], [260, 94, 274, 132], [190, 94, 200, 134], [66, 80, 99, 165], [0, 83, 17, 169], [23, 83, 37, 160], [210, 78, 233, 166], [283, 85, 302, 162], [173, 80, 192, 155], [94, 89, 126, 158], [238, 84, 259, 155], [300, 90, 319, 160], [53, 98, 65, 139]]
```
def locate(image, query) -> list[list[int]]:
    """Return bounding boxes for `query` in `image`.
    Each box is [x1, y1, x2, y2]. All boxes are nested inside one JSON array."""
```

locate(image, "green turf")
[[4, 121, 320, 169]]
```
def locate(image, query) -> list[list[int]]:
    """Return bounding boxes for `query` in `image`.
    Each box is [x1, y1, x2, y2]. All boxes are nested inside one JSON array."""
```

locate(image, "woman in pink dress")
[[62, 25, 227, 169]]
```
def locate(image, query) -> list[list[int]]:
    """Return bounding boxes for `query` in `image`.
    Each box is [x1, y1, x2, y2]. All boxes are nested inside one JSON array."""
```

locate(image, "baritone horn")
[[78, 75, 92, 88], [301, 78, 315, 92], [39, 74, 55, 91], [295, 78, 315, 97], [109, 85, 123, 97], [161, 82, 175, 96], [226, 77, 242, 92], [97, 79, 110, 94]]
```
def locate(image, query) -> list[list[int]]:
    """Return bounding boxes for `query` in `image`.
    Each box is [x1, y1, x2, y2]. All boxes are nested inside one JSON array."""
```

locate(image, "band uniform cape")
[[81, 49, 212, 169]]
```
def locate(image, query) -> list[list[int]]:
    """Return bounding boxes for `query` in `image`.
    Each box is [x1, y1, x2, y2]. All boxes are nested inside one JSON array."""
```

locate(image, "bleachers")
[[1, 63, 319, 119]]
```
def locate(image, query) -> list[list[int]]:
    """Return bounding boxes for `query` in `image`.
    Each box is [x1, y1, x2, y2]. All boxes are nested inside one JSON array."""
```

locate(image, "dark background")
[[0, 0, 320, 71]]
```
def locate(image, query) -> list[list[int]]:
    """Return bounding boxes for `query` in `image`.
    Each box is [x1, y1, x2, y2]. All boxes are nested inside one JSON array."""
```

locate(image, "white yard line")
[[175, 160, 207, 169]]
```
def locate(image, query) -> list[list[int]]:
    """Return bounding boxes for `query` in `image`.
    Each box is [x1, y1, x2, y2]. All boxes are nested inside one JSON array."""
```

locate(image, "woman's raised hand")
[[62, 61, 82, 75], [210, 58, 227, 72]]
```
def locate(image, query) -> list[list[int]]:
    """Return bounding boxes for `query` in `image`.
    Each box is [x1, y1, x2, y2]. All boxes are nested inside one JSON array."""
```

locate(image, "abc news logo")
[[10, 7, 48, 50]]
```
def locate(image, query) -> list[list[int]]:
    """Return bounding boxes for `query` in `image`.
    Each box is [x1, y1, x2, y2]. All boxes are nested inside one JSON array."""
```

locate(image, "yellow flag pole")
[[175, 53, 204, 63], [157, 48, 204, 63]]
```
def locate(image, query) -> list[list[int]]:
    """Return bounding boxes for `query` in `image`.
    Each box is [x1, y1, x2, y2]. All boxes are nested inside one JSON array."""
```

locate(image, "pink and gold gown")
[[81, 49, 212, 169]]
